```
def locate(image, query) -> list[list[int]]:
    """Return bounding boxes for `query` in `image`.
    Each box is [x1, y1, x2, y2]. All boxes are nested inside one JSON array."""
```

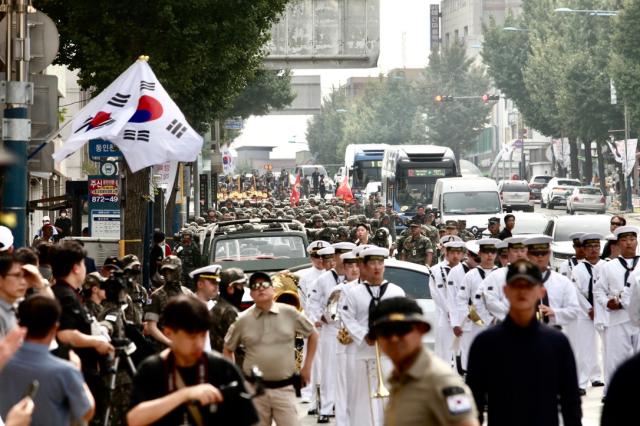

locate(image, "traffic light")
[[434, 95, 454, 103], [482, 94, 500, 103]]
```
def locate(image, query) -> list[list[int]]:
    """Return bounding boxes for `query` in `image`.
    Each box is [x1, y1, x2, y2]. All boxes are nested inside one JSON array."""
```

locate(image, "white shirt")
[[571, 259, 605, 320], [296, 266, 324, 310], [455, 266, 498, 328], [558, 257, 582, 278], [482, 267, 509, 320], [541, 270, 581, 326], [594, 256, 640, 326], [335, 279, 358, 355], [307, 269, 343, 326], [429, 260, 454, 328]]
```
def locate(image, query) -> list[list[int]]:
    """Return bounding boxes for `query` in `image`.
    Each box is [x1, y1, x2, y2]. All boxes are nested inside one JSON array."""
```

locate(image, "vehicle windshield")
[[214, 235, 307, 260], [443, 191, 501, 214], [384, 266, 431, 299], [501, 182, 529, 192], [512, 215, 549, 234], [553, 217, 611, 241], [578, 187, 602, 195], [533, 176, 553, 184], [557, 179, 581, 186], [353, 161, 382, 189], [300, 166, 328, 177]]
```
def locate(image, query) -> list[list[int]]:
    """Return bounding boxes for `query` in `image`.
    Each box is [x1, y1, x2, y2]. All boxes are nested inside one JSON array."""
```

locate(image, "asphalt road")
[[298, 201, 632, 426]]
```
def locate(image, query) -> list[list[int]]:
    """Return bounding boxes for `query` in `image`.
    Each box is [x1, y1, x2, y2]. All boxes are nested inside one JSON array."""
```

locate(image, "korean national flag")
[[53, 58, 203, 173]]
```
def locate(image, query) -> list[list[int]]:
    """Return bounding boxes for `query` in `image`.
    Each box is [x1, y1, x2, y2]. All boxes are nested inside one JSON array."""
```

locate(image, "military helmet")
[[120, 254, 141, 270], [82, 271, 106, 291], [374, 227, 390, 240], [196, 217, 206, 226], [160, 255, 182, 271]]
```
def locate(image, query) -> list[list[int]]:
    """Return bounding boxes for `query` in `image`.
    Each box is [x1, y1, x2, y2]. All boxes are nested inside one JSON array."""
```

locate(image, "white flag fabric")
[[152, 161, 179, 207], [53, 59, 203, 172], [609, 139, 637, 177]]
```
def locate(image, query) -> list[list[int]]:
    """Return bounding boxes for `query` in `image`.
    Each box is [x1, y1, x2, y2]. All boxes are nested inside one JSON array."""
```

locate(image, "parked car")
[[566, 186, 606, 214], [498, 180, 534, 212], [544, 214, 611, 270], [540, 178, 582, 209], [528, 175, 553, 201]]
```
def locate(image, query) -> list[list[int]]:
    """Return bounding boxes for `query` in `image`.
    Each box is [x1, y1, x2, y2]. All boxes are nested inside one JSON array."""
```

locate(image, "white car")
[[540, 177, 581, 209], [566, 186, 606, 214]]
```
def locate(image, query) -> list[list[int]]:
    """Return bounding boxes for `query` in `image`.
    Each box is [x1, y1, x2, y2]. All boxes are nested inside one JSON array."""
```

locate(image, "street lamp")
[[554, 7, 618, 16]]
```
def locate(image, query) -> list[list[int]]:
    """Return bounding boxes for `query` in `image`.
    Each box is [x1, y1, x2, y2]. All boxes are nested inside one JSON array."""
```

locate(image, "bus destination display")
[[407, 168, 446, 177]]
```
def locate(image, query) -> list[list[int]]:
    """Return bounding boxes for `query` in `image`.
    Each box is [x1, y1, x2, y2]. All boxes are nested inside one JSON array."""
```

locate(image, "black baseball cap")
[[506, 259, 542, 286]]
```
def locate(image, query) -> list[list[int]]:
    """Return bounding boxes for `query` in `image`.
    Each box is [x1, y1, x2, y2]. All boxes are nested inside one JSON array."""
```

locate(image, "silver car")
[[566, 186, 606, 214], [498, 180, 534, 212]]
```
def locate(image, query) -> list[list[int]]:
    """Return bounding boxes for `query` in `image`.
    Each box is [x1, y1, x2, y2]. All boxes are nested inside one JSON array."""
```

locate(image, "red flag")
[[290, 173, 301, 206], [336, 174, 353, 202]]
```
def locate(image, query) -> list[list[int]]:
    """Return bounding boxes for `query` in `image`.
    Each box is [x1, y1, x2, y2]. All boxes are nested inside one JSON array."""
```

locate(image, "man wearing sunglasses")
[[558, 232, 586, 278], [452, 239, 501, 373], [495, 241, 509, 267], [483, 236, 529, 324], [369, 297, 478, 426], [601, 215, 626, 260], [594, 225, 640, 397], [224, 271, 318, 426], [467, 260, 581, 426], [569, 233, 605, 395], [523, 236, 580, 328]]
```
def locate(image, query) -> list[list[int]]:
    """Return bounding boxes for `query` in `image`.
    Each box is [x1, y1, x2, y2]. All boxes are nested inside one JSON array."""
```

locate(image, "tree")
[[418, 43, 491, 160], [306, 89, 349, 167], [39, 0, 290, 258], [226, 69, 295, 118], [611, 0, 640, 127]]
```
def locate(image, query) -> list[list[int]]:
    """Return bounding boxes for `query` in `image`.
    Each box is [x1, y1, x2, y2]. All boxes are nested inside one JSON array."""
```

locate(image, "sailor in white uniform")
[[558, 232, 586, 277], [483, 236, 529, 322], [429, 239, 465, 366], [453, 238, 500, 372], [333, 251, 360, 426], [594, 226, 640, 393], [523, 235, 580, 328], [306, 242, 356, 423], [340, 246, 405, 426]]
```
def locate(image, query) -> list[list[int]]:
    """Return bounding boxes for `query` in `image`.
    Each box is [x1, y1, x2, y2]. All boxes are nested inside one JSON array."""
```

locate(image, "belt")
[[248, 375, 297, 389]]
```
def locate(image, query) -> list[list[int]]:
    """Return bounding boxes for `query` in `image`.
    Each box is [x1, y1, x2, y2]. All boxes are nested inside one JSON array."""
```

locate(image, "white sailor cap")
[[444, 241, 466, 251], [439, 235, 462, 245], [613, 226, 639, 238], [580, 233, 603, 244], [359, 246, 389, 261], [333, 242, 356, 253], [307, 240, 331, 254], [605, 233, 618, 242], [523, 235, 553, 250], [189, 264, 222, 280], [569, 232, 586, 243], [504, 236, 527, 249], [465, 241, 479, 255], [340, 251, 358, 263], [496, 240, 508, 251], [0, 226, 14, 252], [477, 238, 501, 248], [318, 246, 336, 258], [353, 244, 374, 258]]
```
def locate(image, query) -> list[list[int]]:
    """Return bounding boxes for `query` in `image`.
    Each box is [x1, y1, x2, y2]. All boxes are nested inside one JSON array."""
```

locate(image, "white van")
[[432, 177, 502, 233]]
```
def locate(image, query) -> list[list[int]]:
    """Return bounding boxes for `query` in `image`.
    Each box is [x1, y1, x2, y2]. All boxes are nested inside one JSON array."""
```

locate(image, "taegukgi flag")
[[53, 58, 203, 172]]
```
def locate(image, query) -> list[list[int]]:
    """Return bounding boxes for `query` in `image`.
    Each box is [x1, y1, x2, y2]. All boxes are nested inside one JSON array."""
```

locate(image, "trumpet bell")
[[468, 305, 484, 326], [272, 271, 302, 311]]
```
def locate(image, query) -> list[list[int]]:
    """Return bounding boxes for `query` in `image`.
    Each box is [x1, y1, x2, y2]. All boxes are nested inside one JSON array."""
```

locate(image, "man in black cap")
[[487, 217, 500, 239], [466, 259, 581, 426], [370, 297, 478, 426]]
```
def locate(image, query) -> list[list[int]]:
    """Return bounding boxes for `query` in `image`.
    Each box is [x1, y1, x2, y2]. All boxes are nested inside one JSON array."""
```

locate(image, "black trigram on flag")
[[107, 93, 131, 108], [140, 81, 156, 91], [123, 129, 150, 142], [166, 119, 187, 138]]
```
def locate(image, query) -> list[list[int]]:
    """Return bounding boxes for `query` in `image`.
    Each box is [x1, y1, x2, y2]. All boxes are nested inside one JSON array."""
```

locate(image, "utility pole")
[[624, 102, 632, 211], [1, 0, 33, 247]]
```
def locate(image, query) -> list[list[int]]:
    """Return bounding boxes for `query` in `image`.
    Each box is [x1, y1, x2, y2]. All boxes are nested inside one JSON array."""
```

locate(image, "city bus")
[[381, 145, 459, 215], [344, 144, 389, 192]]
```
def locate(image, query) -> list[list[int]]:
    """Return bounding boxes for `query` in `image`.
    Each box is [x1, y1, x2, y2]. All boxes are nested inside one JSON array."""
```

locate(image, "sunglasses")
[[528, 250, 550, 257], [376, 322, 415, 338], [480, 248, 498, 254], [611, 222, 623, 226], [249, 281, 272, 291]]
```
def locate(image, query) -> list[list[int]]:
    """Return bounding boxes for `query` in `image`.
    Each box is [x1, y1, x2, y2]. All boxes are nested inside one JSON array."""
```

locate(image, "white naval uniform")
[[559, 256, 582, 278], [446, 262, 473, 372], [482, 266, 509, 322], [295, 265, 325, 405], [307, 269, 343, 417], [537, 269, 581, 327], [454, 266, 497, 371], [334, 279, 358, 426], [429, 260, 455, 364], [593, 256, 640, 392], [340, 280, 405, 426], [570, 260, 604, 389]]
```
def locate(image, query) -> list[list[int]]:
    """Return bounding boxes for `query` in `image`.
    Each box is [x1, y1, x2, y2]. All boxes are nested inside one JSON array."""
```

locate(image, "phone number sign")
[[88, 176, 120, 208]]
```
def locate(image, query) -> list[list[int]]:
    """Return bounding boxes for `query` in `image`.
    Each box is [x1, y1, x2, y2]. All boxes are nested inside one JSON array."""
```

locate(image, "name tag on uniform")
[[105, 314, 118, 323]]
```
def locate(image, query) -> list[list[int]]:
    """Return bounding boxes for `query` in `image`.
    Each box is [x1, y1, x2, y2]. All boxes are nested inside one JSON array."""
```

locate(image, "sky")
[[232, 0, 438, 155]]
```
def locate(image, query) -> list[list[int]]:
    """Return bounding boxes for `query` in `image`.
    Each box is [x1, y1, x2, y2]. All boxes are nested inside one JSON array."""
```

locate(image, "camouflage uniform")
[[402, 234, 433, 265], [84, 300, 103, 319], [175, 242, 202, 291], [458, 229, 476, 242], [209, 297, 239, 352], [349, 203, 365, 216]]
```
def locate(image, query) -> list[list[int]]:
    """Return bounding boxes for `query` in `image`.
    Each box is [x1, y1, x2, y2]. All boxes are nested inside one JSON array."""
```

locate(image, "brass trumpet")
[[371, 341, 390, 399], [467, 304, 484, 326], [326, 289, 353, 345]]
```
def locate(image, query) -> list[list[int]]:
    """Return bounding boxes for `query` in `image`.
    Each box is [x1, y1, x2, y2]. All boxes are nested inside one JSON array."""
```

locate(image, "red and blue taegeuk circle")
[[128, 95, 163, 123]]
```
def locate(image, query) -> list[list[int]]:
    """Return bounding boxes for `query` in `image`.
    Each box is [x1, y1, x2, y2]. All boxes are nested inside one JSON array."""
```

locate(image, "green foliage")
[[227, 69, 295, 118], [611, 0, 640, 127], [306, 89, 348, 166], [39, 0, 290, 128], [419, 43, 491, 158]]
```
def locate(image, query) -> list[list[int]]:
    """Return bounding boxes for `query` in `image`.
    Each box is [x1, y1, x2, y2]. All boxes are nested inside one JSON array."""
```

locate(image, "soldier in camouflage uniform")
[[174, 231, 202, 291], [457, 219, 476, 242], [212, 268, 245, 360], [143, 255, 193, 351], [400, 221, 433, 266], [120, 254, 148, 327], [422, 222, 440, 261], [82, 272, 106, 319], [349, 199, 365, 216]]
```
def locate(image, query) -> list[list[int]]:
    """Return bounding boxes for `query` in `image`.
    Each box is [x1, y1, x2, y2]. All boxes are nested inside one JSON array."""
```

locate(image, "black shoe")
[[592, 380, 605, 387], [317, 415, 330, 424], [579, 388, 586, 396], [307, 409, 318, 416], [601, 396, 606, 403]]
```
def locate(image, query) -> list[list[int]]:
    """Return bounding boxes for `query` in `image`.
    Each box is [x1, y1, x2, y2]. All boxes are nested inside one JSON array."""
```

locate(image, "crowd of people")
[[0, 190, 639, 426]]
